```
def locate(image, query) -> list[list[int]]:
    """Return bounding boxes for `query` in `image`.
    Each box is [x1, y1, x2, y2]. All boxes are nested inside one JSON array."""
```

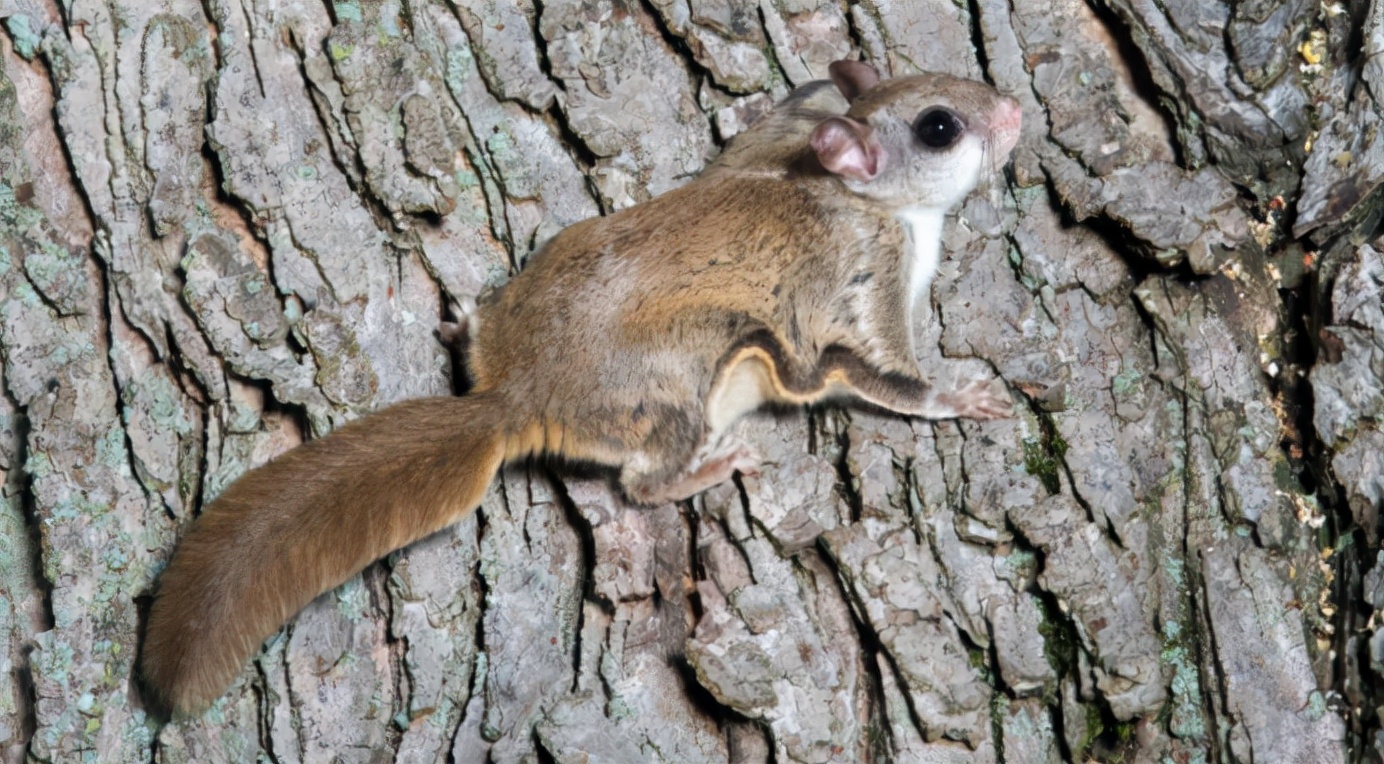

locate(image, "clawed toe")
[[724, 445, 762, 476], [948, 379, 1014, 420]]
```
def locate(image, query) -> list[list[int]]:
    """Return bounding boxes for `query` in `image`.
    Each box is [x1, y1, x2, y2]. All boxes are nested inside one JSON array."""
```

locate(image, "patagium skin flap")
[[141, 60, 1023, 717]]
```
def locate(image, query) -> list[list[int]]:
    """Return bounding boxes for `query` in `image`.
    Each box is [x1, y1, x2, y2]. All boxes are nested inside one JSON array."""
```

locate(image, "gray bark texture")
[[0, 0, 1379, 761]]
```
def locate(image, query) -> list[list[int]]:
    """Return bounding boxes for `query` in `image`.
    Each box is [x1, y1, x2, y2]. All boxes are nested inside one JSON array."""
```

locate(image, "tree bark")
[[0, 0, 1378, 762]]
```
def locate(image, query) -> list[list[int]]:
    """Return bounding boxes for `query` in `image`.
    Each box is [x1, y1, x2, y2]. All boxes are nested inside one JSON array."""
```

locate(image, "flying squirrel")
[[142, 60, 1024, 716]]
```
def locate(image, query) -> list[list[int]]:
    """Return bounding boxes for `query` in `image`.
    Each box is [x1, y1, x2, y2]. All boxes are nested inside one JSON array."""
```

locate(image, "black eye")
[[914, 108, 965, 149]]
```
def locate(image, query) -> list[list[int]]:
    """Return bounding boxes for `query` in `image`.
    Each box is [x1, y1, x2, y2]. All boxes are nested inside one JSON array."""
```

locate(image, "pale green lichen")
[[606, 693, 633, 722], [96, 422, 130, 470], [49, 339, 96, 366], [0, 517, 24, 583], [1166, 549, 1187, 580], [334, 1, 364, 23], [1161, 614, 1207, 740], [0, 157, 21, 208], [220, 721, 259, 761], [228, 399, 264, 433], [99, 546, 131, 576], [138, 376, 195, 436], [417, 696, 457, 730], [445, 44, 476, 92], [1006, 243, 1023, 269], [5, 15, 41, 60], [26, 449, 53, 479], [335, 575, 370, 620], [1112, 365, 1143, 396], [484, 262, 510, 289], [599, 646, 634, 721], [1303, 690, 1327, 721], [32, 638, 76, 686], [46, 494, 84, 523], [1163, 643, 1205, 736], [13, 280, 42, 308], [379, 8, 401, 37], [451, 170, 491, 226], [282, 298, 304, 323], [485, 129, 517, 163], [1003, 548, 1038, 577]]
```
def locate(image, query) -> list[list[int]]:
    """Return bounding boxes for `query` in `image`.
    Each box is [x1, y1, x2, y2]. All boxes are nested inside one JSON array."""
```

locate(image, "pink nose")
[[990, 98, 1022, 157]]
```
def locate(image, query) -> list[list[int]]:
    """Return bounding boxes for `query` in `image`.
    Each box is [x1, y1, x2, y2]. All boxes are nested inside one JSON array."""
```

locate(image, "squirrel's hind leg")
[[622, 437, 760, 505]]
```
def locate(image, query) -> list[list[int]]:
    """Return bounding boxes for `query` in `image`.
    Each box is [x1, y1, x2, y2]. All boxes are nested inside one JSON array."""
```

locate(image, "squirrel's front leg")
[[815, 346, 1014, 420]]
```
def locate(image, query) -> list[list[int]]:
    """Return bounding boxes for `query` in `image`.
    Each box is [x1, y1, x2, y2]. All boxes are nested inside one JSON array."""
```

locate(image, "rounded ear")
[[810, 116, 887, 182], [828, 60, 881, 102]]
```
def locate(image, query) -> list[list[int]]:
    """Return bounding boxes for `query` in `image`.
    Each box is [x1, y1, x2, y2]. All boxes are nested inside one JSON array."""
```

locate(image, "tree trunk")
[[0, 0, 1378, 761]]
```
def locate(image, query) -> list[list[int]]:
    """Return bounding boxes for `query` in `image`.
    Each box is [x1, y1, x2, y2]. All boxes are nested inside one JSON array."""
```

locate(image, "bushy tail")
[[142, 393, 510, 716]]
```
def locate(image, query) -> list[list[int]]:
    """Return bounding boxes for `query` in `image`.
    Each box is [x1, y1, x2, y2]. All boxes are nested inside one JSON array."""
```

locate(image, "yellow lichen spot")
[[1299, 29, 1328, 67], [1300, 40, 1322, 65]]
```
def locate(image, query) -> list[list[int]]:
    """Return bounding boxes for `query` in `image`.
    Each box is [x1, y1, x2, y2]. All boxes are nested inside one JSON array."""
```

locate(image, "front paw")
[[719, 443, 762, 478], [945, 379, 1013, 420]]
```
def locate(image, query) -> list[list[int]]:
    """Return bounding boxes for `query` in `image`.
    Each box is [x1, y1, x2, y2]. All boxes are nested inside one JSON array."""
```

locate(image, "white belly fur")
[[705, 357, 774, 438], [895, 206, 946, 322]]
